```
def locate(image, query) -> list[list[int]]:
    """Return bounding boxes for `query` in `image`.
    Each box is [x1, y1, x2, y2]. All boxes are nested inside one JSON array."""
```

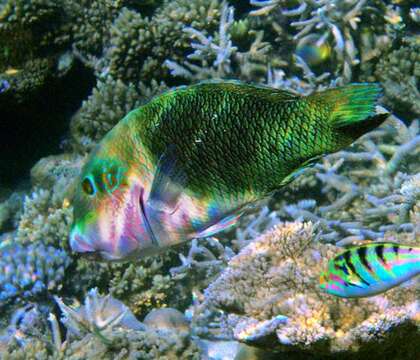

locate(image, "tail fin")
[[311, 83, 388, 142], [312, 83, 382, 128]]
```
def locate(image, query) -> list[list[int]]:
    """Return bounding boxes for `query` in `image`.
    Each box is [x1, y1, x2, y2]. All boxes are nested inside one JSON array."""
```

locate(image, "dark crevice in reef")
[[0, 61, 95, 188]]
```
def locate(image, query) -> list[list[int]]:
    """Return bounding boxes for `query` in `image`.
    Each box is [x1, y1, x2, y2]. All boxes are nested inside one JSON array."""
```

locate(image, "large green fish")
[[70, 81, 388, 261]]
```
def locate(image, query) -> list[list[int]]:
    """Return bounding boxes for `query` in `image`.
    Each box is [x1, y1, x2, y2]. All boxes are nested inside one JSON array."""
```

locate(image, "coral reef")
[[248, 0, 400, 85], [374, 36, 420, 119], [55, 288, 145, 337], [69, 0, 120, 62], [1, 290, 202, 359], [1, 1, 419, 359], [0, 243, 70, 307], [70, 77, 166, 153], [204, 221, 419, 357], [15, 188, 73, 251], [0, 0, 72, 102], [165, 1, 272, 82]]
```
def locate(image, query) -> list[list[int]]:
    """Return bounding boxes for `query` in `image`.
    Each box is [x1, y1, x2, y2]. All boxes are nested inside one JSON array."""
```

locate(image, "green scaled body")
[[137, 82, 385, 198], [70, 81, 388, 261]]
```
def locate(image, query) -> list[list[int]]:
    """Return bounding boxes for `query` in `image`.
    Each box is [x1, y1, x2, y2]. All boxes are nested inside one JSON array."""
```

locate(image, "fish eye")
[[82, 177, 95, 196]]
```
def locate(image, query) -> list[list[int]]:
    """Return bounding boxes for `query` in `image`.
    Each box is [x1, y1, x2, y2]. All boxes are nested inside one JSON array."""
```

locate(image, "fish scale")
[[70, 81, 388, 261]]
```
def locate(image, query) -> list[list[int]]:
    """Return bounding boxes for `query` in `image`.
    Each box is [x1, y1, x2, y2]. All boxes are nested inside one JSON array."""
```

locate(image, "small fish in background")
[[296, 34, 331, 66], [69, 81, 388, 262], [319, 242, 420, 298]]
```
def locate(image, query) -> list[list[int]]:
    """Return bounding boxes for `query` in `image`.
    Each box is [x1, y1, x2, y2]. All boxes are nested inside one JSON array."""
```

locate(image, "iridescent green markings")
[[69, 81, 388, 261], [320, 243, 420, 298]]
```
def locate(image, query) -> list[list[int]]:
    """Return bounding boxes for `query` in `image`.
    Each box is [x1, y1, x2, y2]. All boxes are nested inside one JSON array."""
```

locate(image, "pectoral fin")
[[193, 211, 244, 239], [279, 155, 323, 187], [147, 145, 188, 214]]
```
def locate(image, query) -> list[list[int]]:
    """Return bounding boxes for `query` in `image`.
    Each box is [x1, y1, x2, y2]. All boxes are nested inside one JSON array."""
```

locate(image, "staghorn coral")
[[204, 221, 419, 357], [280, 116, 420, 246], [107, 253, 187, 318], [249, 0, 393, 84], [170, 237, 235, 286], [165, 1, 272, 83], [0, 243, 70, 307]]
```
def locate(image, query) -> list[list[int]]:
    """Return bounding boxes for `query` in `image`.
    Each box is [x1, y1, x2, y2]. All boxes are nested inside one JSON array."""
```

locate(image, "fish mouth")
[[70, 231, 124, 262], [70, 231, 95, 253]]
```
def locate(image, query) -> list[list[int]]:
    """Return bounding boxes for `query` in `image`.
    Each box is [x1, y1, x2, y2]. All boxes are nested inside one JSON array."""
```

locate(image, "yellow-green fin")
[[313, 83, 382, 128]]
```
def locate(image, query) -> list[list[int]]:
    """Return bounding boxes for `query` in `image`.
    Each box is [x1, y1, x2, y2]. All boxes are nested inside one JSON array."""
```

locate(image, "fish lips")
[[69, 225, 141, 262]]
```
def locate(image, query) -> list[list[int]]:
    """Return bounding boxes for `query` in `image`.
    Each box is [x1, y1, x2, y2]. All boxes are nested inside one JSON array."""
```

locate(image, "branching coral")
[[69, 0, 120, 62], [105, 0, 223, 85], [58, 326, 201, 360], [107, 258, 175, 317], [0, 0, 72, 102], [165, 1, 272, 82], [204, 221, 419, 356], [1, 291, 201, 360], [0, 243, 70, 307], [249, 0, 393, 84], [51, 290, 200, 359], [281, 116, 420, 245], [0, 193, 23, 233], [374, 36, 420, 119], [15, 188, 73, 251], [170, 237, 235, 283], [70, 76, 166, 153]]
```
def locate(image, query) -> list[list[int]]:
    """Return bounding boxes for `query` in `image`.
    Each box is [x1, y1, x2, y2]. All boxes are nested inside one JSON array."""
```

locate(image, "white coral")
[[55, 288, 144, 340]]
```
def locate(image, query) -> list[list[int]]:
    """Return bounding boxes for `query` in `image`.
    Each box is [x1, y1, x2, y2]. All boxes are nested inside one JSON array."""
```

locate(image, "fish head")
[[319, 270, 348, 298], [69, 140, 156, 262]]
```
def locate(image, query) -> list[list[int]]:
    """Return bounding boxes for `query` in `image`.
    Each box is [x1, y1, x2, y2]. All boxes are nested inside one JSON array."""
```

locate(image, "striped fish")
[[319, 242, 420, 298]]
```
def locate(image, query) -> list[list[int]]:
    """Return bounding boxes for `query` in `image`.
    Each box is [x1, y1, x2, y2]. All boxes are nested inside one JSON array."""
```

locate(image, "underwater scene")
[[0, 0, 419, 359]]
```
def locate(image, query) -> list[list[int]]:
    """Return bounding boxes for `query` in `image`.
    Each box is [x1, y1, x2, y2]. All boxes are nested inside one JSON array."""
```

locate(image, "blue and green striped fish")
[[319, 242, 420, 298]]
